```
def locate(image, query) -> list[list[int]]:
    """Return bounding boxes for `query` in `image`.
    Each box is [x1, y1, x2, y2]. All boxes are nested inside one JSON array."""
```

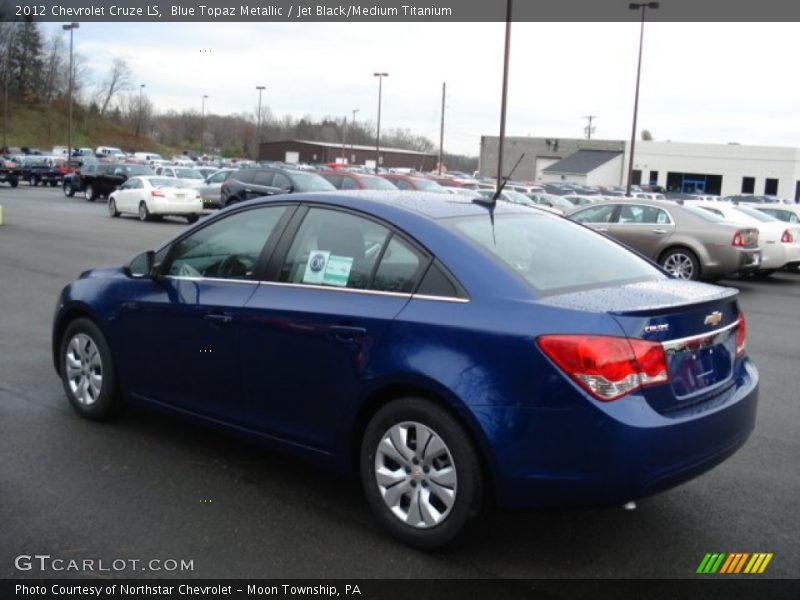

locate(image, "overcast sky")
[[42, 21, 800, 156]]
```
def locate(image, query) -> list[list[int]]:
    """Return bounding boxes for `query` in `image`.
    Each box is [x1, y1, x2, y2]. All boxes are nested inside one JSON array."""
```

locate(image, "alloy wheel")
[[64, 333, 103, 407], [374, 421, 457, 529]]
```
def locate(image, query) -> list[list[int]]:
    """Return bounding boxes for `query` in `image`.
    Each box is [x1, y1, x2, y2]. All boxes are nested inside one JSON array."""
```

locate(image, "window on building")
[[764, 179, 778, 195], [742, 177, 755, 194]]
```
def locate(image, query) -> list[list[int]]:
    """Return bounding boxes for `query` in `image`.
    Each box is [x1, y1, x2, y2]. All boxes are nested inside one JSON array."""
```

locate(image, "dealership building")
[[479, 136, 800, 200], [258, 140, 438, 171]]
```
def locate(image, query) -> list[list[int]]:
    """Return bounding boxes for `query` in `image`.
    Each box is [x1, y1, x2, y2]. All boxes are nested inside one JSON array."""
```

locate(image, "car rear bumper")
[[483, 360, 758, 509], [151, 199, 203, 215]]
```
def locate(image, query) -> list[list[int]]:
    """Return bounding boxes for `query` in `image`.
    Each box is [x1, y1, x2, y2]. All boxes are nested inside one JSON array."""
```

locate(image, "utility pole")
[[373, 73, 388, 174], [496, 0, 512, 193], [255, 85, 265, 159], [438, 82, 446, 175], [350, 108, 359, 159], [3, 28, 14, 151], [200, 94, 208, 156], [137, 84, 145, 138], [341, 115, 347, 161], [583, 115, 596, 140], [63, 22, 79, 158]]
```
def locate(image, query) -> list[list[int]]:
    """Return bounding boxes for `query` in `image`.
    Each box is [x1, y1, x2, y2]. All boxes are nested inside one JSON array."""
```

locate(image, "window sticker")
[[322, 255, 353, 287], [302, 251, 354, 287], [303, 251, 330, 284]]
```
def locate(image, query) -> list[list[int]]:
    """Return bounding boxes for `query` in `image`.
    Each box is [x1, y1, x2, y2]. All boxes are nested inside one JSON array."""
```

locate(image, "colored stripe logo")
[[696, 553, 773, 574]]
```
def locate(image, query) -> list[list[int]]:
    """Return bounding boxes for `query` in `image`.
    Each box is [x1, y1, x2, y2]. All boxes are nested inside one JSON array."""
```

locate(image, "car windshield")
[[289, 172, 336, 191], [413, 178, 446, 192], [733, 205, 779, 222], [175, 168, 203, 179], [503, 190, 535, 205], [544, 194, 576, 209], [447, 213, 664, 295], [147, 177, 183, 188], [360, 176, 398, 190], [122, 165, 155, 176]]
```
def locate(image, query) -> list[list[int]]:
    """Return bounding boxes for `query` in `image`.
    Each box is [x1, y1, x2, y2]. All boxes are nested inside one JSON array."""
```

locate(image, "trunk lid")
[[540, 279, 743, 415]]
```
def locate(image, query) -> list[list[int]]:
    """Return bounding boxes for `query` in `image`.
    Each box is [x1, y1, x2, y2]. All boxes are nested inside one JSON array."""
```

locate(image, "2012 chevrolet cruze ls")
[[52, 192, 759, 548]]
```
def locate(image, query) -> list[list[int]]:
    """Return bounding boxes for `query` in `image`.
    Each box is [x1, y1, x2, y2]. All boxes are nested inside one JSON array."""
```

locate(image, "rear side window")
[[448, 213, 664, 295], [341, 176, 359, 190], [279, 208, 390, 290], [253, 171, 274, 186]]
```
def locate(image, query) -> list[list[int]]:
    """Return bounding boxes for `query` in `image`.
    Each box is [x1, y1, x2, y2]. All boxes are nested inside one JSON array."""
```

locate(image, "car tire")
[[9, 178, 18, 188], [660, 248, 700, 281], [108, 199, 120, 218], [138, 201, 151, 221], [50, 180, 58, 187], [753, 269, 776, 278], [186, 214, 200, 224], [360, 397, 484, 549], [63, 181, 74, 197], [85, 184, 96, 202], [59, 318, 121, 421]]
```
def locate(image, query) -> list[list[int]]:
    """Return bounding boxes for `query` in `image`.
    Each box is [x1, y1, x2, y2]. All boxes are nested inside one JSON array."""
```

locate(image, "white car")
[[689, 201, 800, 274], [108, 176, 203, 223]]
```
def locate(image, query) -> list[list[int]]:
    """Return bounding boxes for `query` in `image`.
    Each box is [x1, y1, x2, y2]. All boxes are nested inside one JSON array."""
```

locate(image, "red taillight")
[[781, 229, 794, 243], [537, 335, 669, 402], [735, 313, 747, 357], [732, 231, 744, 247], [151, 190, 165, 197]]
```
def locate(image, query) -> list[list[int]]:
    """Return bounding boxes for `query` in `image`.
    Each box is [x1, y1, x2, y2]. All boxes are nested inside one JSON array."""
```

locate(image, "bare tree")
[[97, 58, 132, 116], [40, 29, 66, 103]]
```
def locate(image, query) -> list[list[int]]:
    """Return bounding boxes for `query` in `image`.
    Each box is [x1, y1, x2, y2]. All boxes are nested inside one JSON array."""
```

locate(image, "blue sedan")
[[52, 192, 759, 548]]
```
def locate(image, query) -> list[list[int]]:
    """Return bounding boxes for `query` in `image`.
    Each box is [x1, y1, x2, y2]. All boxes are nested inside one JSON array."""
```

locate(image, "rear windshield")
[[289, 172, 336, 191], [413, 178, 446, 192], [733, 205, 779, 222], [447, 212, 665, 294], [360, 176, 398, 190], [682, 204, 727, 223]]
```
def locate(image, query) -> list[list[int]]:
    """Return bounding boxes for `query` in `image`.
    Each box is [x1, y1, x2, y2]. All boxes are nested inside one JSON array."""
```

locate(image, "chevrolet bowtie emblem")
[[704, 311, 723, 327]]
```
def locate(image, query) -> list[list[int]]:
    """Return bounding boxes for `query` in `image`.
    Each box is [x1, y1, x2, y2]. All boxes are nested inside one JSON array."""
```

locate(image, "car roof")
[[243, 190, 535, 221]]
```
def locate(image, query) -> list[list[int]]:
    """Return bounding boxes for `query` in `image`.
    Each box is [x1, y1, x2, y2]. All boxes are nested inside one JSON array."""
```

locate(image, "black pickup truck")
[[63, 162, 154, 201], [19, 156, 62, 187]]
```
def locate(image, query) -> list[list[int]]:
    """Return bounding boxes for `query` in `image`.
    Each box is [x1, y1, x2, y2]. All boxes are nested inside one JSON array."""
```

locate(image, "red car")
[[321, 171, 399, 191]]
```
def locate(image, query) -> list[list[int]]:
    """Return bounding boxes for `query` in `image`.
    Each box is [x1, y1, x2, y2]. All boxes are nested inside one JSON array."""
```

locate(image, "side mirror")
[[124, 250, 155, 278]]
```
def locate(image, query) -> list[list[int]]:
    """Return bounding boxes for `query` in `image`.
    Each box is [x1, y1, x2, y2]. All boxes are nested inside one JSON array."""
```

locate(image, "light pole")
[[200, 94, 208, 156], [255, 85, 265, 159], [373, 73, 388, 174], [626, 2, 659, 196], [3, 28, 14, 151], [62, 22, 79, 158], [137, 83, 145, 138]]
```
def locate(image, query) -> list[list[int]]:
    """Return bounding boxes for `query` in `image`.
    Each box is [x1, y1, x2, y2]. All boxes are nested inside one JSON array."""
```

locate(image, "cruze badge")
[[704, 311, 723, 327], [644, 323, 670, 334]]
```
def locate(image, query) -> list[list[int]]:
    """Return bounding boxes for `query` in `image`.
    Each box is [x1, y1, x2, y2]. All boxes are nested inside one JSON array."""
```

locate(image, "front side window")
[[165, 206, 287, 280], [253, 171, 274, 186], [279, 208, 390, 290]]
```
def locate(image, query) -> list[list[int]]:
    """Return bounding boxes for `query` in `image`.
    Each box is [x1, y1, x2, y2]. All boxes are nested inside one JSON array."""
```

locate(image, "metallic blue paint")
[[53, 192, 759, 509]]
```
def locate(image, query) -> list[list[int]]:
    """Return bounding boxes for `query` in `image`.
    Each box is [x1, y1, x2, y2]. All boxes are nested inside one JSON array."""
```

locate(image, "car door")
[[113, 205, 293, 423], [115, 179, 138, 213], [239, 206, 426, 450], [609, 204, 675, 258]]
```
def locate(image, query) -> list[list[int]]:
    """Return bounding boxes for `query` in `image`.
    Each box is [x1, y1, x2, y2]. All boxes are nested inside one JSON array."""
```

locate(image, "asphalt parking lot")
[[0, 185, 798, 580]]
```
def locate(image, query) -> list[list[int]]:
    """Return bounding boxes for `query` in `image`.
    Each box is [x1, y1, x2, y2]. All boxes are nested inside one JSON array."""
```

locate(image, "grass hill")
[[3, 100, 173, 156]]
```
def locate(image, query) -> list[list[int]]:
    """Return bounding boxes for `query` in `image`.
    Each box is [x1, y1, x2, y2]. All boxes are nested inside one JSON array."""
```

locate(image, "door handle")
[[204, 313, 233, 325], [652, 228, 668, 234], [595, 227, 608, 232], [331, 325, 367, 343]]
